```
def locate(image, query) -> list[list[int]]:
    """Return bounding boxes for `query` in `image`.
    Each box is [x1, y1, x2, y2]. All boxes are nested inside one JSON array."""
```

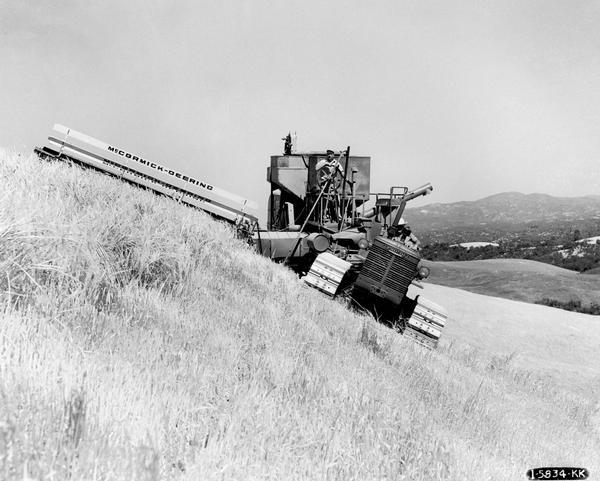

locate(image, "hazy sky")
[[2, 0, 599, 220]]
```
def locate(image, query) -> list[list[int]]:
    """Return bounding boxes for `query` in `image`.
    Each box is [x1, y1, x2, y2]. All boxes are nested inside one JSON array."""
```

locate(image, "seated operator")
[[315, 150, 344, 187]]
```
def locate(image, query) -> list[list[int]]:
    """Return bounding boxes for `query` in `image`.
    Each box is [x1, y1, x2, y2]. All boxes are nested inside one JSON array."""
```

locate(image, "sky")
[[1, 0, 600, 221]]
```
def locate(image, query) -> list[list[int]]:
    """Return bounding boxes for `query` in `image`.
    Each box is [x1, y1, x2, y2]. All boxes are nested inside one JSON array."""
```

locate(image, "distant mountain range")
[[405, 192, 600, 232]]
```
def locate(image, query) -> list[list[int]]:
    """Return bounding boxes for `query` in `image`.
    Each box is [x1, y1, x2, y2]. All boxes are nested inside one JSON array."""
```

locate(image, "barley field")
[[0, 148, 598, 480]]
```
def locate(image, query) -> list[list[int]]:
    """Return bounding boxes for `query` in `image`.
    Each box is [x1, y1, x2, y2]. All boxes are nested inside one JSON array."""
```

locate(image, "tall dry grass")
[[0, 148, 598, 480]]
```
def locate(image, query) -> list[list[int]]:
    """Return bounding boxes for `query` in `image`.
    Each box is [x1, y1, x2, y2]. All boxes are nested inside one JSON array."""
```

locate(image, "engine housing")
[[353, 236, 421, 306]]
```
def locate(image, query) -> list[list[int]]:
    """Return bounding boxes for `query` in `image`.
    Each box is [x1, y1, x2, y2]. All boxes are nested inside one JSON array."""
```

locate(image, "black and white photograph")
[[0, 1, 598, 479]]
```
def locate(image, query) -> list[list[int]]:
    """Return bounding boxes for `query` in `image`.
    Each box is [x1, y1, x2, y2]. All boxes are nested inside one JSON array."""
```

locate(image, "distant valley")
[[405, 192, 600, 275], [405, 192, 600, 236]]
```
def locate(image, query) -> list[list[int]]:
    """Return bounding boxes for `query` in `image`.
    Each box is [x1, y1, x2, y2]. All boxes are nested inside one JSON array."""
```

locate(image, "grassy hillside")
[[583, 266, 600, 275], [1, 148, 599, 480], [424, 258, 600, 309]]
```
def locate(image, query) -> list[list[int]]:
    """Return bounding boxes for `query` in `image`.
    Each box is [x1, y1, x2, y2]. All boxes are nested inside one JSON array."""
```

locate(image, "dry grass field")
[[0, 149, 598, 480], [409, 283, 600, 395]]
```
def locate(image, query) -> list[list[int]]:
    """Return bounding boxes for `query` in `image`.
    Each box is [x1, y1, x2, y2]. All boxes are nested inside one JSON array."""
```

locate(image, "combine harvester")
[[35, 125, 447, 348]]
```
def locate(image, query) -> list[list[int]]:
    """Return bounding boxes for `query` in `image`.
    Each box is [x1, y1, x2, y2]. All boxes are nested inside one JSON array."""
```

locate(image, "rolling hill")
[[1, 148, 598, 480], [423, 258, 600, 309], [404, 192, 600, 247], [406, 191, 600, 229]]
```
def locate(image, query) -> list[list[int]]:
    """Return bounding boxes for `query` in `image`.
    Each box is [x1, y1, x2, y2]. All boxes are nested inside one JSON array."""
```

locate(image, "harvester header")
[[35, 124, 258, 228]]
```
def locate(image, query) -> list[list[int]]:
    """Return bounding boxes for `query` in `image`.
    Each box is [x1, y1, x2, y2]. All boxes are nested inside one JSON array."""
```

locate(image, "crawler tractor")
[[35, 125, 447, 348]]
